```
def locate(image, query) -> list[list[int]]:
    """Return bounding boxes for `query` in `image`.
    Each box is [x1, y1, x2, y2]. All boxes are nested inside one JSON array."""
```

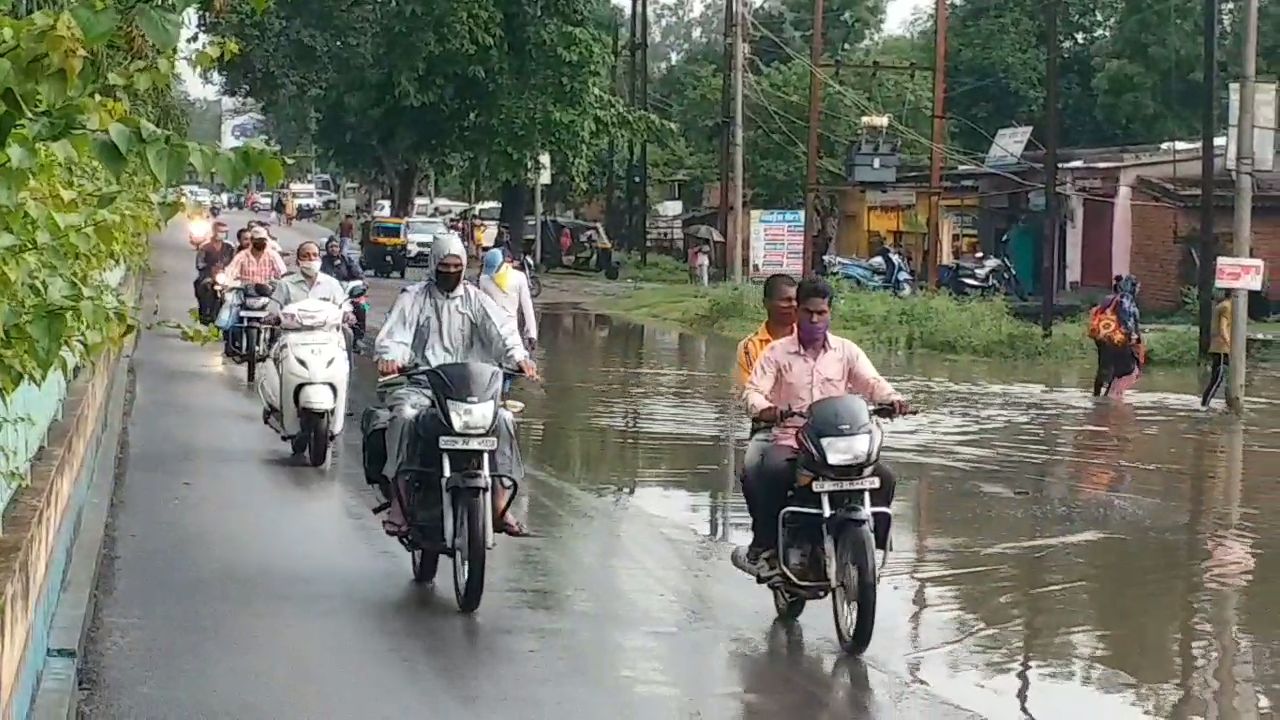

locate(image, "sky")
[[180, 0, 930, 100]]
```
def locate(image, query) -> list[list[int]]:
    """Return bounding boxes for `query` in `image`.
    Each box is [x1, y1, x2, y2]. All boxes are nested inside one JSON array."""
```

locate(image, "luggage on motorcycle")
[[1087, 298, 1128, 346], [214, 299, 237, 331]]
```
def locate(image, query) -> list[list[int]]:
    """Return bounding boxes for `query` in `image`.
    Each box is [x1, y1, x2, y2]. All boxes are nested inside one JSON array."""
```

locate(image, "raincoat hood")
[[431, 234, 467, 273]]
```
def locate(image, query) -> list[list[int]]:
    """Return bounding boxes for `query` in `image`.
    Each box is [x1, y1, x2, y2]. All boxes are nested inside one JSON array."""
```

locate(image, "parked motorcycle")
[[939, 237, 1027, 300], [365, 362, 522, 612], [215, 275, 277, 383], [736, 397, 906, 655], [520, 254, 542, 298], [822, 250, 914, 296], [257, 297, 353, 467]]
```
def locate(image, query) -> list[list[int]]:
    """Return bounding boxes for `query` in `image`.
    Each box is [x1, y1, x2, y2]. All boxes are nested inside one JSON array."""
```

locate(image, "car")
[[192, 187, 213, 207], [404, 216, 459, 267], [317, 189, 338, 210], [252, 192, 274, 212], [291, 189, 320, 212]]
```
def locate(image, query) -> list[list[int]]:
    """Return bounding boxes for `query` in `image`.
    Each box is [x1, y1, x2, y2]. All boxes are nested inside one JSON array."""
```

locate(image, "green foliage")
[[0, 1, 281, 393], [618, 251, 689, 283], [609, 283, 1199, 366]]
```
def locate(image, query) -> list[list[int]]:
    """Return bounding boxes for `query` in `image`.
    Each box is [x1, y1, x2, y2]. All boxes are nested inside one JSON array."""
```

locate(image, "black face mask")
[[252, 240, 267, 250], [435, 268, 463, 292]]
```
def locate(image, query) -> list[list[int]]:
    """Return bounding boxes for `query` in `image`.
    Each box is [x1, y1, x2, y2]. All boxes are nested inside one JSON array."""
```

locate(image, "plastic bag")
[[214, 298, 238, 331]]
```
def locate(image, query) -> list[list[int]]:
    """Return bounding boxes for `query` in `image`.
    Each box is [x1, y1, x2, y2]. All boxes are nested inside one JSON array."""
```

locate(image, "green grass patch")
[[606, 283, 1200, 366], [617, 252, 690, 284]]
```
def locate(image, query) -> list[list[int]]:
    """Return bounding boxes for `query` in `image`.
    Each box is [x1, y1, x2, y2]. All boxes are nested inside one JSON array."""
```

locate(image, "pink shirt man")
[[743, 332, 900, 449]]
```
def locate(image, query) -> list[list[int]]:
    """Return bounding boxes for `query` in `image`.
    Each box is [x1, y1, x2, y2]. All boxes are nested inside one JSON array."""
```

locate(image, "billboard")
[[749, 209, 805, 279], [220, 97, 268, 149]]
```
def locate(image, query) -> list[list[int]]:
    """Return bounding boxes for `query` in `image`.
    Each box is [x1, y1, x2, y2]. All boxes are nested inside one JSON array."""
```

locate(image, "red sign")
[[1215, 257, 1266, 291]]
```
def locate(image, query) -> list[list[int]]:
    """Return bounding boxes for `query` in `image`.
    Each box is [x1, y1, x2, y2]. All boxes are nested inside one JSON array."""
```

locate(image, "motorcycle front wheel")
[[245, 327, 258, 382], [302, 410, 330, 467], [832, 523, 877, 655], [452, 489, 487, 613]]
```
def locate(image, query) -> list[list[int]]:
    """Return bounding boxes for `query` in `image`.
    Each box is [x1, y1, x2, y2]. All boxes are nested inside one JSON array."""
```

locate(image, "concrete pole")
[[729, 0, 744, 283], [925, 0, 948, 285], [1227, 0, 1258, 412], [802, 0, 825, 275], [533, 166, 543, 267]]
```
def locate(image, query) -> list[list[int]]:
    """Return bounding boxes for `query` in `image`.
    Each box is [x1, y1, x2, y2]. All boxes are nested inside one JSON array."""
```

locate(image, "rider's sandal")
[[497, 518, 530, 537]]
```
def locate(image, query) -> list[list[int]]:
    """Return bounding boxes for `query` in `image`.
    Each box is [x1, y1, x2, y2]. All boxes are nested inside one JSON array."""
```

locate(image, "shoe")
[[731, 545, 780, 580]]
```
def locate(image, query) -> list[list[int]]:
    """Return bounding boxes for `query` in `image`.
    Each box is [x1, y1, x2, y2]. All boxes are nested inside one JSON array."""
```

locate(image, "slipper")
[[497, 517, 530, 537], [381, 520, 409, 538]]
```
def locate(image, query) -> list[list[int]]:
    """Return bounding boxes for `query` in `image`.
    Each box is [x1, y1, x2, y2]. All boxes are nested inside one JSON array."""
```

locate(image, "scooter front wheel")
[[302, 410, 331, 467], [832, 523, 877, 655]]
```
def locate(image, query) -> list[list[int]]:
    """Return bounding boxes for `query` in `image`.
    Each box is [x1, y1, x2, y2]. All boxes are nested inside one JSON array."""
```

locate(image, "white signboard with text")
[[1215, 256, 1266, 291], [749, 210, 805, 279]]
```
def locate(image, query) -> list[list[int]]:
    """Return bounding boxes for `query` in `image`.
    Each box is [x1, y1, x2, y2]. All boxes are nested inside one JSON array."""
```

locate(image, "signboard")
[[1215, 256, 1267, 291], [749, 209, 805, 279], [984, 126, 1034, 167], [220, 97, 268, 150], [865, 189, 917, 207], [1228, 82, 1277, 172]]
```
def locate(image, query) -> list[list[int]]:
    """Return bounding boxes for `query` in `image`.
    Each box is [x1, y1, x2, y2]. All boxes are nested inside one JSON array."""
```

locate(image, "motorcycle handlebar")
[[771, 403, 914, 424]]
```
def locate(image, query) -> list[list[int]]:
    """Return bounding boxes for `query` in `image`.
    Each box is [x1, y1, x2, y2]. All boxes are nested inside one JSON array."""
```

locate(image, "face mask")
[[299, 259, 321, 277], [252, 239, 267, 250], [435, 268, 463, 292], [797, 316, 829, 349]]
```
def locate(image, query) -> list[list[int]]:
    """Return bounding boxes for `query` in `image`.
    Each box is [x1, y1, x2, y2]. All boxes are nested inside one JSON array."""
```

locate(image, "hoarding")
[[749, 209, 805, 279], [220, 97, 268, 150], [1215, 256, 1266, 292]]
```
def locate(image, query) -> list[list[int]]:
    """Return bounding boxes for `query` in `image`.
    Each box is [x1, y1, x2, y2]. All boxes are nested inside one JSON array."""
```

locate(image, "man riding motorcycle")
[[322, 238, 367, 343], [734, 277, 910, 579], [373, 234, 539, 537], [194, 221, 235, 324]]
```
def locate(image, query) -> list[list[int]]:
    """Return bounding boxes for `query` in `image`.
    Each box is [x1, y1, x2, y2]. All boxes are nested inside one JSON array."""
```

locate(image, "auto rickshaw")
[[362, 217, 408, 278]]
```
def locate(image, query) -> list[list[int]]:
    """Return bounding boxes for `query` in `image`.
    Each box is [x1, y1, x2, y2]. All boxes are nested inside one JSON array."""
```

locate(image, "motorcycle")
[[188, 217, 213, 249], [257, 297, 353, 467], [215, 274, 277, 383], [520, 255, 543, 298], [822, 250, 914, 297], [939, 237, 1027, 299], [737, 397, 906, 655], [365, 362, 522, 612]]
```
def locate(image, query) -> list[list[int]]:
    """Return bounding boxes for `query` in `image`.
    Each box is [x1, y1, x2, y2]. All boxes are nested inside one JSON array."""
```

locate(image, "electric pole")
[[802, 0, 826, 274], [606, 20, 620, 242], [1227, 0, 1259, 412], [639, 0, 650, 265], [626, 0, 638, 252], [729, 0, 745, 282], [1041, 0, 1060, 335], [926, 0, 948, 285], [1198, 0, 1219, 358], [718, 0, 733, 247]]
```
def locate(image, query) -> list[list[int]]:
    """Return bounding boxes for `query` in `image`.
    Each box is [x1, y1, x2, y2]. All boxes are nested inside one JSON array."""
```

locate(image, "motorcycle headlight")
[[446, 399, 496, 435], [190, 219, 212, 237], [819, 434, 872, 466]]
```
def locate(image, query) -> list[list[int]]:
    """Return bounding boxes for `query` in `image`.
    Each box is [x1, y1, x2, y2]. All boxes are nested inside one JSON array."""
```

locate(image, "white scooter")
[[257, 297, 352, 466]]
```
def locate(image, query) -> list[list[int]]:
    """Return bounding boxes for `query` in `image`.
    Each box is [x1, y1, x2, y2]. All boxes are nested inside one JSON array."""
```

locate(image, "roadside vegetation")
[[608, 283, 1200, 367]]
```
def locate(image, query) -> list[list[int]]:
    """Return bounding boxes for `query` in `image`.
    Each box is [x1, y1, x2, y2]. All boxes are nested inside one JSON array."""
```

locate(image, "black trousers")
[[1201, 352, 1230, 406], [1093, 341, 1137, 396], [741, 443, 897, 552], [193, 276, 220, 324]]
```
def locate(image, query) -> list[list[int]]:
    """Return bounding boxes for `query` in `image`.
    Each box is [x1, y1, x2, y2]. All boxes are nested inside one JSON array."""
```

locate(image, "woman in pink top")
[[733, 277, 911, 580]]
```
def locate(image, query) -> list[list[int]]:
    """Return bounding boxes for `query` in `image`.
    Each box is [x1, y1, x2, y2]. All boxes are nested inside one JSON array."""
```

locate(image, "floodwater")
[[519, 307, 1280, 720]]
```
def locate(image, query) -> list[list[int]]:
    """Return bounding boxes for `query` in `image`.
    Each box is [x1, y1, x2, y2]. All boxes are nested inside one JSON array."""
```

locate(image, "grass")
[[617, 251, 691, 284], [606, 282, 1201, 367]]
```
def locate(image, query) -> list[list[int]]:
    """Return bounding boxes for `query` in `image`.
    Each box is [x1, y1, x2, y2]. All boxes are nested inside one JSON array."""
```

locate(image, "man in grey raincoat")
[[373, 233, 539, 536]]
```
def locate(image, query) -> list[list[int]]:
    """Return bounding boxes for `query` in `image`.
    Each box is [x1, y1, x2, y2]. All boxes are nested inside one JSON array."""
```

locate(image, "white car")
[[404, 217, 459, 267], [252, 192, 273, 212], [291, 189, 320, 212]]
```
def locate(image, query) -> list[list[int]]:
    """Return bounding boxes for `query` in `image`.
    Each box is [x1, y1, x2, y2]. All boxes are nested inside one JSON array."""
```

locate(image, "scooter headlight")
[[819, 434, 872, 466], [446, 399, 496, 435]]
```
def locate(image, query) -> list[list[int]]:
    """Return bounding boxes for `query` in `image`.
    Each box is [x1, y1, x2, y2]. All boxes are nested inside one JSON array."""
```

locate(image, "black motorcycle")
[[222, 282, 277, 382], [363, 362, 520, 612], [521, 254, 543, 298], [738, 397, 906, 656]]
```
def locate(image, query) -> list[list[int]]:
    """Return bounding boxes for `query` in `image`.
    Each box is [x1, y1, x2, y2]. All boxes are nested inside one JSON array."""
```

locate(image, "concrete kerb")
[[28, 331, 138, 720]]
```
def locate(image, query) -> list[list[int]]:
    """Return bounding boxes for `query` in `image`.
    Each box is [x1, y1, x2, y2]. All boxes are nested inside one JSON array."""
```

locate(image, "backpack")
[[1088, 297, 1128, 346]]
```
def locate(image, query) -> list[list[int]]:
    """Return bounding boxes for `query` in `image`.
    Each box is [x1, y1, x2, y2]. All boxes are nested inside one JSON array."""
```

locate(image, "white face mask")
[[299, 259, 321, 277]]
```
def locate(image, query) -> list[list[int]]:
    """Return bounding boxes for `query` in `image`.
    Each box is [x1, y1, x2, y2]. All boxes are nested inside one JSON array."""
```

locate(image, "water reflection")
[[517, 308, 1280, 718]]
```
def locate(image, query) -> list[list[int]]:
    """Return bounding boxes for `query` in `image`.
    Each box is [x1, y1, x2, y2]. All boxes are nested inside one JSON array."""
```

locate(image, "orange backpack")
[[1088, 298, 1128, 346]]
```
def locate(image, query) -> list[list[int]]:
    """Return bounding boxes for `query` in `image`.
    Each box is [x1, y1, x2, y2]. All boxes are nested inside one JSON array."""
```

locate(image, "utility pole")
[[802, 0, 826, 274], [729, 0, 744, 282], [626, 0, 638, 252], [718, 0, 733, 248], [606, 21, 620, 242], [1227, 0, 1259, 412], [1198, 0, 1219, 357], [926, 0, 948, 285], [1041, 0, 1060, 335], [639, 0, 651, 265], [533, 156, 543, 267]]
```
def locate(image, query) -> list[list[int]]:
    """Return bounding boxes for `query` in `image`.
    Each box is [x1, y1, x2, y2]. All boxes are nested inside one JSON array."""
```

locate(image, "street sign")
[[1214, 256, 1267, 291], [534, 152, 551, 186], [984, 126, 1034, 167]]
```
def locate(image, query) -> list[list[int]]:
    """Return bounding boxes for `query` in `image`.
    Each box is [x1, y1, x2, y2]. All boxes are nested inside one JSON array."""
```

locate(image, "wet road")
[[80, 214, 1280, 718]]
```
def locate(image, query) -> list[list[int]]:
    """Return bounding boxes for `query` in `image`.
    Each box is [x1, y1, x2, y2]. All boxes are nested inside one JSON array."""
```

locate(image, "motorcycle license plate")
[[239, 310, 268, 319], [811, 477, 880, 493], [439, 436, 498, 451]]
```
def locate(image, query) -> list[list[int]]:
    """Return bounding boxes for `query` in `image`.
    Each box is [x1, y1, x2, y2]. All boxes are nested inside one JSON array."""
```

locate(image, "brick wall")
[[1130, 190, 1280, 311]]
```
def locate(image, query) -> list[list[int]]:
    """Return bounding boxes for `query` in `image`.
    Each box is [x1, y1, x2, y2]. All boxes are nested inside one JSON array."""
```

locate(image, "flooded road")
[[518, 308, 1280, 720], [82, 215, 1280, 719]]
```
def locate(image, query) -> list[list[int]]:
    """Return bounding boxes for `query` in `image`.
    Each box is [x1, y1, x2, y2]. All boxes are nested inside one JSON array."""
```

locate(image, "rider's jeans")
[[741, 443, 897, 552]]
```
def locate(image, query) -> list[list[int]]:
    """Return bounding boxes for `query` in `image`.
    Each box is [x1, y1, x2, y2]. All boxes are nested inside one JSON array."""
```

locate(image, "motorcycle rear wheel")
[[412, 548, 439, 584], [831, 523, 877, 655], [452, 490, 487, 613], [529, 275, 543, 298]]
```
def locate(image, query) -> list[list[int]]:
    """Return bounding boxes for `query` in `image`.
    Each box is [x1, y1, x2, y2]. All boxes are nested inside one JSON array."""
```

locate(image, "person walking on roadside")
[[479, 248, 537, 354], [284, 190, 297, 227], [1201, 290, 1232, 408], [271, 191, 285, 226], [1089, 274, 1144, 400], [694, 243, 711, 286]]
